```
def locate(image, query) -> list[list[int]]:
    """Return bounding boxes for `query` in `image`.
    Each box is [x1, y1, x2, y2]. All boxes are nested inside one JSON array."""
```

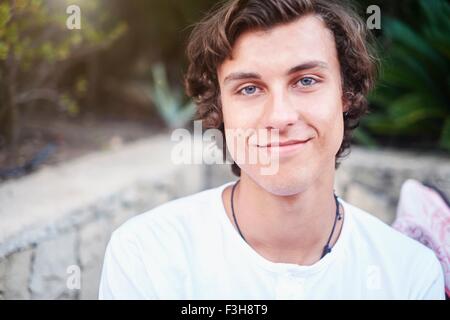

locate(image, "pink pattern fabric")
[[392, 179, 450, 297]]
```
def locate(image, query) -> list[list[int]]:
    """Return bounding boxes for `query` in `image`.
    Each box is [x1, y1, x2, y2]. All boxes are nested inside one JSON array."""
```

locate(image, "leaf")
[[149, 63, 197, 129], [388, 93, 445, 124], [352, 128, 378, 148], [383, 16, 447, 70]]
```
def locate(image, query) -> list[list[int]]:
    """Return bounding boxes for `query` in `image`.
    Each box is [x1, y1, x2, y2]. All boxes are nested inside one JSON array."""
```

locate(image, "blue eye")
[[297, 77, 317, 87], [239, 85, 259, 96]]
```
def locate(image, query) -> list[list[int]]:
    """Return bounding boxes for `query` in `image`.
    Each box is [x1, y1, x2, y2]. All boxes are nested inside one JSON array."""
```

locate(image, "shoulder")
[[109, 183, 229, 252], [343, 199, 444, 298], [100, 184, 230, 298], [344, 199, 436, 259]]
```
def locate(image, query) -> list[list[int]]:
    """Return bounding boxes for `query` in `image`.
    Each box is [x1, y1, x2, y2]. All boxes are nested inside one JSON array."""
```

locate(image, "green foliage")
[[0, 0, 127, 66], [359, 0, 450, 151], [149, 63, 196, 129], [0, 0, 128, 148]]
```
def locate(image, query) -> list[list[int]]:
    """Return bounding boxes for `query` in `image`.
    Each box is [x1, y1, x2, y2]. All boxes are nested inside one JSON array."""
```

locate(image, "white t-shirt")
[[99, 182, 445, 299]]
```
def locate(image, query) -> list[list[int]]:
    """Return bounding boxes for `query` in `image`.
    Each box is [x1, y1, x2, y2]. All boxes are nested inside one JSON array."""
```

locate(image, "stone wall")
[[0, 136, 209, 299], [0, 136, 449, 299], [335, 148, 450, 224]]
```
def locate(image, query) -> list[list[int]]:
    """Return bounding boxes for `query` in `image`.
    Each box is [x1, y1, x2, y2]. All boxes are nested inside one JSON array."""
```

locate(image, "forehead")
[[218, 14, 339, 78]]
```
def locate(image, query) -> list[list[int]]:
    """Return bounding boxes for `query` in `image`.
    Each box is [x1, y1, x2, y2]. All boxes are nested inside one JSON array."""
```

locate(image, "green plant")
[[357, 0, 450, 151], [148, 63, 195, 129], [0, 0, 127, 162]]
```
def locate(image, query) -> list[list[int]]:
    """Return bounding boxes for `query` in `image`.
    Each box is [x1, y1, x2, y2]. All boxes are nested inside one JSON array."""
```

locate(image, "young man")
[[99, 0, 445, 299]]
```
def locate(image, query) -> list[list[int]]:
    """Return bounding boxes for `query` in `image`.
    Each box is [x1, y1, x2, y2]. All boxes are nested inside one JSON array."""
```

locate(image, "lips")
[[254, 137, 312, 158], [258, 138, 311, 148]]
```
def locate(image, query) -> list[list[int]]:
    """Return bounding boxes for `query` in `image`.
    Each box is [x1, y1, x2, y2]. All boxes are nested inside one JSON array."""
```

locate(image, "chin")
[[241, 163, 317, 197]]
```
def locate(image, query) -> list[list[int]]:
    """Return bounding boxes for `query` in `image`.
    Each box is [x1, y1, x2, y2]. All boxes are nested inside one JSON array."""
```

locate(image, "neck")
[[223, 167, 343, 266]]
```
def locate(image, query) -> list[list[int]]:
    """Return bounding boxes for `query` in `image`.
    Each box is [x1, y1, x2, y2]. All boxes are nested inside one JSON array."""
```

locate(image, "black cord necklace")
[[230, 180, 343, 260]]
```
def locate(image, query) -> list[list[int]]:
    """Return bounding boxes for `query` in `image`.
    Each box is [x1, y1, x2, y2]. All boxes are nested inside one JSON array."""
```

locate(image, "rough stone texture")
[[336, 147, 450, 225], [204, 164, 237, 189], [339, 147, 450, 201], [171, 164, 205, 198], [79, 218, 111, 300], [334, 167, 352, 198], [0, 136, 448, 300], [0, 136, 176, 258], [29, 231, 78, 300], [346, 182, 396, 224], [0, 249, 33, 299]]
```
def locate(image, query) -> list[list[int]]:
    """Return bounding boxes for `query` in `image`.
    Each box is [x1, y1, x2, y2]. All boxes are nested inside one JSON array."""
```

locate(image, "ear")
[[342, 100, 349, 113]]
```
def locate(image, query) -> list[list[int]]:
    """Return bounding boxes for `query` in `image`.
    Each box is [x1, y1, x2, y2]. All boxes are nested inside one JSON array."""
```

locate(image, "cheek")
[[303, 93, 344, 152], [222, 97, 260, 130], [322, 112, 344, 154], [221, 95, 236, 129], [221, 99, 251, 160]]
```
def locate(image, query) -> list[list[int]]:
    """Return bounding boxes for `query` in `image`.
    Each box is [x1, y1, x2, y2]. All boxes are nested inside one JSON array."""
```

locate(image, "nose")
[[261, 87, 299, 132]]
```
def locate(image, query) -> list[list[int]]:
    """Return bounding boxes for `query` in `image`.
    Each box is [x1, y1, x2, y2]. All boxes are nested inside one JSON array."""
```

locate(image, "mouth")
[[256, 138, 313, 157], [258, 138, 312, 148]]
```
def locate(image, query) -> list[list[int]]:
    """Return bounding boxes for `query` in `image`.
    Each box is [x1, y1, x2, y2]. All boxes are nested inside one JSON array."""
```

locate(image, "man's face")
[[218, 14, 346, 196]]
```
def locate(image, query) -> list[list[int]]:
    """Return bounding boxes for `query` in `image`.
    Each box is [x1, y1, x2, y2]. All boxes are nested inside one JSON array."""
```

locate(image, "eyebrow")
[[223, 60, 328, 85]]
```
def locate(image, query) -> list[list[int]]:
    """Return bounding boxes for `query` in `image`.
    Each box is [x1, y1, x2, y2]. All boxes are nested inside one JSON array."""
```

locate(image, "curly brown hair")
[[184, 0, 378, 176]]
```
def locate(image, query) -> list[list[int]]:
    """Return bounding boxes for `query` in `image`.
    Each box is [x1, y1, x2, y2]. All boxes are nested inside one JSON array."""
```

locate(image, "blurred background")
[[0, 0, 449, 175], [0, 0, 449, 299]]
